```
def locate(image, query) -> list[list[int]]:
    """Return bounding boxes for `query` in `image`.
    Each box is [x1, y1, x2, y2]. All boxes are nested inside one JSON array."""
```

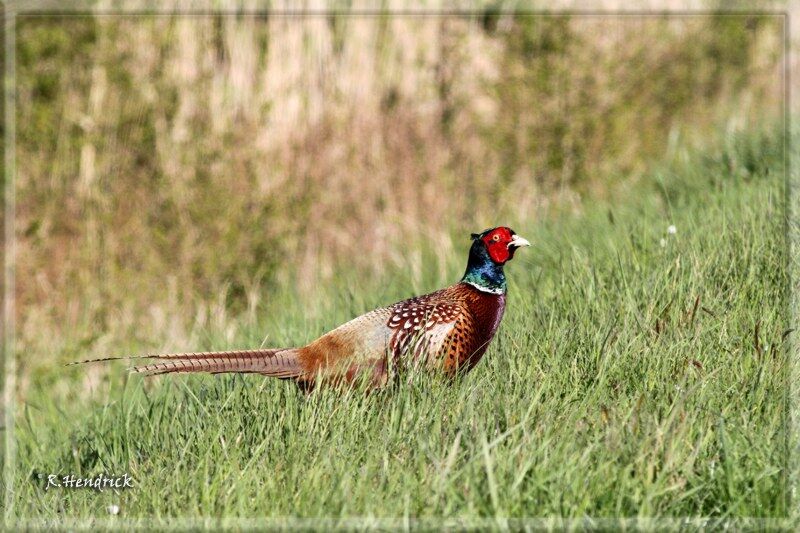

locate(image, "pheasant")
[[76, 227, 530, 389]]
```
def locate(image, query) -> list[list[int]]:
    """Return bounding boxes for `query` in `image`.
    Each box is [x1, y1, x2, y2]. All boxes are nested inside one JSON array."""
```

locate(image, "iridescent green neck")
[[461, 241, 506, 294]]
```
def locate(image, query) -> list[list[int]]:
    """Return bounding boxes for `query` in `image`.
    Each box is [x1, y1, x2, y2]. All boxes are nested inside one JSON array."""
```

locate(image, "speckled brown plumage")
[[292, 282, 506, 386], [388, 283, 506, 373]]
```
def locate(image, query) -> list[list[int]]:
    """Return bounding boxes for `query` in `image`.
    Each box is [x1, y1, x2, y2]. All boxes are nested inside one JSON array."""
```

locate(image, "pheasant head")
[[461, 227, 530, 294]]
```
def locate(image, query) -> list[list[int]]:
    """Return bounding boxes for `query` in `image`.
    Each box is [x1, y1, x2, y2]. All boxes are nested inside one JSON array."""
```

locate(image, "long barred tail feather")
[[68, 348, 304, 379]]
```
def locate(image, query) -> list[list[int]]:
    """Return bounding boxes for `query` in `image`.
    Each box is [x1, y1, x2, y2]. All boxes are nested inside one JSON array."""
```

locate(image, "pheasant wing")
[[387, 298, 467, 365]]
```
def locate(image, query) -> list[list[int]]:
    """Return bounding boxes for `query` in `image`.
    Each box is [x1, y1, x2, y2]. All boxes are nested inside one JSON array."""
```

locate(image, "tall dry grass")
[[14, 13, 783, 394]]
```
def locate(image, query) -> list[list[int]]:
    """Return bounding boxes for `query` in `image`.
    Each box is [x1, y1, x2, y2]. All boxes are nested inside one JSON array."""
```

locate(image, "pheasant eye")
[[492, 234, 500, 242]]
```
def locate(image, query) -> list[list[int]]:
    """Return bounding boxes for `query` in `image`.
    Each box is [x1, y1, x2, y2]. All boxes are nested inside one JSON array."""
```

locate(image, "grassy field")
[[9, 127, 788, 526]]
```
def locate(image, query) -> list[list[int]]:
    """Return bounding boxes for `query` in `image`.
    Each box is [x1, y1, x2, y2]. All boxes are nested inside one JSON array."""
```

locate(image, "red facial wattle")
[[481, 228, 514, 264]]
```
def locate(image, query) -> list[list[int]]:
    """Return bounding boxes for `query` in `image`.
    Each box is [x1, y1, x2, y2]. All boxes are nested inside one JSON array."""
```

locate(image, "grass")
[[9, 127, 788, 526]]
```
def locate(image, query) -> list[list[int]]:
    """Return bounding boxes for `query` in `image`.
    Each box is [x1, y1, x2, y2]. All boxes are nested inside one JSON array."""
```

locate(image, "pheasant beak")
[[508, 235, 531, 249]]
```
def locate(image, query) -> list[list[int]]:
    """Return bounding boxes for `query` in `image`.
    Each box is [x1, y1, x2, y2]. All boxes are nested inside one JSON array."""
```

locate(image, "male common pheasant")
[[78, 227, 529, 389]]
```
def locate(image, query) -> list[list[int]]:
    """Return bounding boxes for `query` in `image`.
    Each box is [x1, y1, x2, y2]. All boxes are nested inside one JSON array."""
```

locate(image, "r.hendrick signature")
[[45, 473, 134, 492]]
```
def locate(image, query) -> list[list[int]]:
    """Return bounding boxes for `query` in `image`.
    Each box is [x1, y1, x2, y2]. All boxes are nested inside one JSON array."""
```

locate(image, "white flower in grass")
[[107, 504, 120, 515], [667, 224, 677, 235], [659, 238, 667, 247]]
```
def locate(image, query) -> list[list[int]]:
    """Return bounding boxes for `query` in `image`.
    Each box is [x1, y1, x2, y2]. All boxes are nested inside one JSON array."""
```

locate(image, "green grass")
[[9, 128, 788, 526]]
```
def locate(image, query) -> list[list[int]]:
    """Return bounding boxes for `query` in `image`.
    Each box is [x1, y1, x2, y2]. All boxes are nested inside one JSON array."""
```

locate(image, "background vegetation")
[[8, 9, 788, 524]]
